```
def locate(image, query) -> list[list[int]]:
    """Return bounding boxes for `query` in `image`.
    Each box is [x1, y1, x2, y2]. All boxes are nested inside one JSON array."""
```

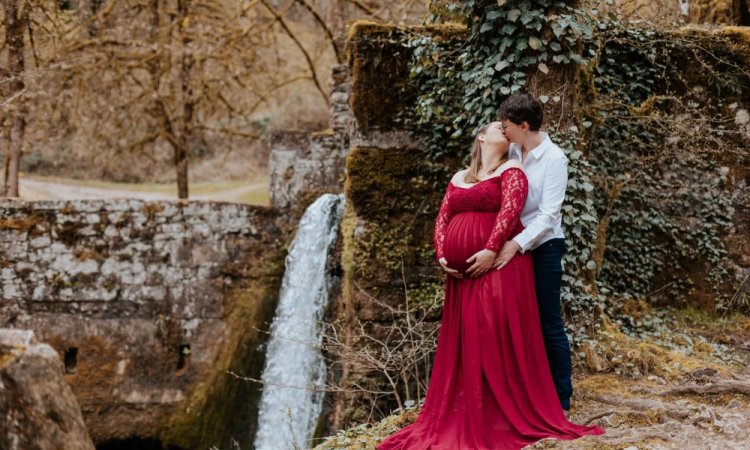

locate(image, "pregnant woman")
[[377, 122, 603, 449]]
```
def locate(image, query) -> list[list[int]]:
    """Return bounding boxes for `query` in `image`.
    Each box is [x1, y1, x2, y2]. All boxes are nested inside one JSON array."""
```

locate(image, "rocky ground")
[[315, 305, 750, 449]]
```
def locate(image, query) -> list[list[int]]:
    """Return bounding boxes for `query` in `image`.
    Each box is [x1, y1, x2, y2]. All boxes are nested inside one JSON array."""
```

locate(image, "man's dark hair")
[[497, 93, 544, 131]]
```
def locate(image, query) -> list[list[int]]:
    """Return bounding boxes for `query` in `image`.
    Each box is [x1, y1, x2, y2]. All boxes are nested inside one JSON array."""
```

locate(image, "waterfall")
[[254, 194, 345, 450]]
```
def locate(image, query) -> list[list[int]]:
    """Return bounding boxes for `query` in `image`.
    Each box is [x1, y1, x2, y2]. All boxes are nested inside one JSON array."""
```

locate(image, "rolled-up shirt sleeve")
[[512, 156, 568, 253]]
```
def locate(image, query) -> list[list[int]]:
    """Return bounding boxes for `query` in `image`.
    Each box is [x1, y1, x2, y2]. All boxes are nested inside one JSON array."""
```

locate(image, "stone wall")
[[323, 20, 750, 433], [268, 65, 352, 215], [0, 199, 285, 448]]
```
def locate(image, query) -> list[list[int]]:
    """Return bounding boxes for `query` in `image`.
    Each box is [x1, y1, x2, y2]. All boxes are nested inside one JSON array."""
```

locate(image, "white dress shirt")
[[508, 132, 568, 253]]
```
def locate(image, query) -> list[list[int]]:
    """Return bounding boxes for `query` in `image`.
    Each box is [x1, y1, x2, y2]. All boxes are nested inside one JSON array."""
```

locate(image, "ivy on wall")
[[401, 0, 604, 326], [584, 22, 743, 310], [396, 1, 745, 322]]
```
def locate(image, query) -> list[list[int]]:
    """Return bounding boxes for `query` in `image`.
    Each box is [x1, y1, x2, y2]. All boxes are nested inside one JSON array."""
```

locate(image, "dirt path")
[[533, 373, 750, 449], [19, 178, 268, 203]]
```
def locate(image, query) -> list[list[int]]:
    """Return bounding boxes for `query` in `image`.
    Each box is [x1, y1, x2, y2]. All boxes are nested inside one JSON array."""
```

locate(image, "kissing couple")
[[378, 93, 605, 449]]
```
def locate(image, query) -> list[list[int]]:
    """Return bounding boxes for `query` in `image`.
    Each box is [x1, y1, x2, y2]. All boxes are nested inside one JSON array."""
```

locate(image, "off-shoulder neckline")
[[449, 167, 523, 190]]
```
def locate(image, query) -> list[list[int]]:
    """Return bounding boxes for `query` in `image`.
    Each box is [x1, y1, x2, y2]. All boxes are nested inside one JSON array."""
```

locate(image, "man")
[[493, 93, 573, 415]]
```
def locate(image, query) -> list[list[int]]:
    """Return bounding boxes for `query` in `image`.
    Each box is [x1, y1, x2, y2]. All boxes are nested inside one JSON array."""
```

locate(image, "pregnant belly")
[[443, 212, 497, 274]]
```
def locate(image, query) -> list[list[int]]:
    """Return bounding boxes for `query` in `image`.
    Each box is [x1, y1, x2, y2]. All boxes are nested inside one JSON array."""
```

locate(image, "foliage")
[[395, 2, 745, 319], [400, 0, 604, 319], [1, 0, 428, 186], [584, 21, 743, 309], [405, 1, 594, 159]]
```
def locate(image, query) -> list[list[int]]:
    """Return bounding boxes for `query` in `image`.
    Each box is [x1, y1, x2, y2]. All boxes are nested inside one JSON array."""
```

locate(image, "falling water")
[[254, 194, 345, 450]]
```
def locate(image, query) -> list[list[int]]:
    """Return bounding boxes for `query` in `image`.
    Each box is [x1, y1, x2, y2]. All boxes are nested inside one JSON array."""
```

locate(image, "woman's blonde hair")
[[464, 122, 506, 184]]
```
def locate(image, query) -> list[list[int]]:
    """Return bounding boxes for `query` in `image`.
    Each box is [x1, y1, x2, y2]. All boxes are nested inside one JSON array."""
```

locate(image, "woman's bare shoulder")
[[451, 169, 469, 183]]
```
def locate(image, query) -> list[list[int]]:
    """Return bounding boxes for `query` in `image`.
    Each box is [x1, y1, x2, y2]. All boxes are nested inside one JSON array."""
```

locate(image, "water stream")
[[253, 194, 345, 450]]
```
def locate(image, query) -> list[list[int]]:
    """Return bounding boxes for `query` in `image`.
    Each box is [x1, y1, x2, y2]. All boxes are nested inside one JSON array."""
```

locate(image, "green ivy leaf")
[[486, 10, 503, 20], [480, 22, 494, 33], [529, 36, 543, 50], [502, 23, 517, 35], [520, 10, 536, 25], [494, 60, 511, 71]]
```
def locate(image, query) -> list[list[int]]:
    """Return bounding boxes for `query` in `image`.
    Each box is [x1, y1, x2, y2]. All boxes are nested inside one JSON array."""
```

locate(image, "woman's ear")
[[478, 133, 486, 142]]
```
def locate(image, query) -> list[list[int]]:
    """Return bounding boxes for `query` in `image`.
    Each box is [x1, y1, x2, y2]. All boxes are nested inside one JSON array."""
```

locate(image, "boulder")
[[0, 329, 94, 450]]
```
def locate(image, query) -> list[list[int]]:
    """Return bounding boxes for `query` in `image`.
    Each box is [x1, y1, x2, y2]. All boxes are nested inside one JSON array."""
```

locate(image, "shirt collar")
[[510, 132, 550, 161]]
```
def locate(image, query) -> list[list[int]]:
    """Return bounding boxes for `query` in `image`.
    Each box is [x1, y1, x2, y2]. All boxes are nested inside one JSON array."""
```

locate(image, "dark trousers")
[[531, 238, 573, 410]]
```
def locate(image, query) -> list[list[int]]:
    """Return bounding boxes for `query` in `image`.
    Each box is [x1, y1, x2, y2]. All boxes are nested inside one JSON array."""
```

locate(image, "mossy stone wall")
[[326, 19, 750, 433], [583, 26, 750, 307], [0, 199, 285, 448], [346, 21, 466, 134]]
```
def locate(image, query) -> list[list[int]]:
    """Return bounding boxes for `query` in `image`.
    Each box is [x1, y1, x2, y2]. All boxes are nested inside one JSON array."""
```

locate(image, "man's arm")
[[512, 156, 568, 253]]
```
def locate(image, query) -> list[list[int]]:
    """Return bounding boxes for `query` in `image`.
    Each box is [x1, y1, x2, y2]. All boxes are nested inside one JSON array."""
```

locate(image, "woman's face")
[[479, 121, 509, 150]]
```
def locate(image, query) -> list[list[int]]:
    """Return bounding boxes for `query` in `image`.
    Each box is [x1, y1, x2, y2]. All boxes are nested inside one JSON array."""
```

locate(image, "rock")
[[0, 329, 95, 450]]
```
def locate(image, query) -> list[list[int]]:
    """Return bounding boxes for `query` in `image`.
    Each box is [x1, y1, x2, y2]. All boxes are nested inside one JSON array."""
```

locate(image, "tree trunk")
[[3, 0, 27, 198], [176, 0, 193, 200], [3, 129, 11, 196], [736, 0, 750, 25]]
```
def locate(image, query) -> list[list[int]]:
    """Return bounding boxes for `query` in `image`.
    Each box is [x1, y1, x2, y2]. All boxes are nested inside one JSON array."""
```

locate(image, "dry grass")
[[13, 173, 270, 205], [315, 301, 750, 449]]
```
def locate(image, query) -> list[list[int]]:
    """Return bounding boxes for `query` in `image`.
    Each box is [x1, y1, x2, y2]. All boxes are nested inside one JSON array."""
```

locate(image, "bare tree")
[[2, 0, 27, 197], [0, 0, 429, 194]]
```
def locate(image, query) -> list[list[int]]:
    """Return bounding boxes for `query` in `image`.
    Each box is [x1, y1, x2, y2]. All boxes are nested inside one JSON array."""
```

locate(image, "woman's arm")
[[466, 167, 528, 277], [433, 184, 454, 260], [485, 168, 529, 252]]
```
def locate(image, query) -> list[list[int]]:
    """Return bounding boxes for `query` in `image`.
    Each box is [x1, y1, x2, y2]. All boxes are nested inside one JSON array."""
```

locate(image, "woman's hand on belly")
[[466, 249, 497, 278], [439, 257, 463, 279]]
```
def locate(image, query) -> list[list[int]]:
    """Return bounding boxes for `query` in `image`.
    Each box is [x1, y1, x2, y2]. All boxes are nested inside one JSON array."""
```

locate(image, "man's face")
[[500, 119, 526, 144]]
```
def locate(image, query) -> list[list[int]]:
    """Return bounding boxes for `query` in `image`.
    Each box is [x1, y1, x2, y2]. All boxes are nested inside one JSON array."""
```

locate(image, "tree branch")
[[259, 0, 329, 107], [292, 0, 342, 64]]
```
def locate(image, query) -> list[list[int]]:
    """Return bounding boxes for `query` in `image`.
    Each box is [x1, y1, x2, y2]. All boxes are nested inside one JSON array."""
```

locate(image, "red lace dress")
[[377, 168, 603, 450]]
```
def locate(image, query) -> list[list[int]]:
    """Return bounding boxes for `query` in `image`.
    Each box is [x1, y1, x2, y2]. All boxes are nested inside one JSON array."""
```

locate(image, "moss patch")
[[344, 146, 442, 286], [346, 21, 465, 133], [160, 243, 286, 449]]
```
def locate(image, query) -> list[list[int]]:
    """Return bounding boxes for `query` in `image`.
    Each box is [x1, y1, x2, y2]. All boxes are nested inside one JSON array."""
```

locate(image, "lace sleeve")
[[484, 168, 529, 253], [433, 184, 454, 260]]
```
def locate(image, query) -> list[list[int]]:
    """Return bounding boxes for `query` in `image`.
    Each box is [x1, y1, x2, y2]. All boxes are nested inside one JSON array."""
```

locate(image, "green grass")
[[234, 188, 270, 206]]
